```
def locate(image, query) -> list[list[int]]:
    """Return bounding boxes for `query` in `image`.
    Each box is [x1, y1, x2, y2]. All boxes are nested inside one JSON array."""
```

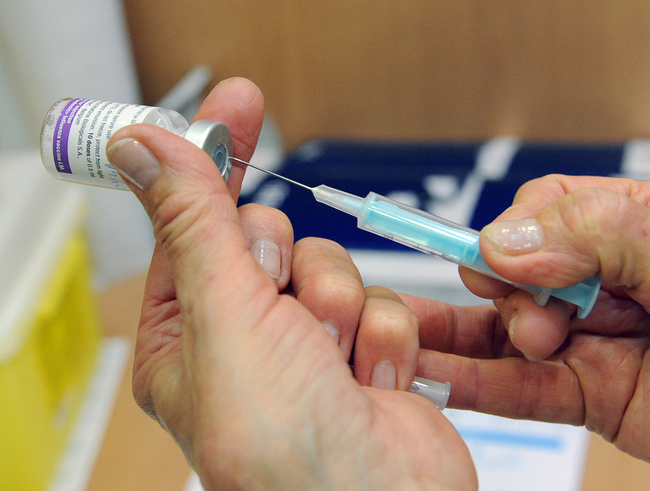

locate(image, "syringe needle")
[[230, 155, 364, 218], [229, 156, 314, 191]]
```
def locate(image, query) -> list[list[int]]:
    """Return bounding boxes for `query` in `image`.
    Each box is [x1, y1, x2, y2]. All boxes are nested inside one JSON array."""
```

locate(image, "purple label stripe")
[[53, 98, 89, 174]]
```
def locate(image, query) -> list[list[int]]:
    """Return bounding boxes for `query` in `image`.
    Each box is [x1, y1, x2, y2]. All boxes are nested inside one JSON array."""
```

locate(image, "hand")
[[106, 78, 476, 490], [408, 174, 650, 462]]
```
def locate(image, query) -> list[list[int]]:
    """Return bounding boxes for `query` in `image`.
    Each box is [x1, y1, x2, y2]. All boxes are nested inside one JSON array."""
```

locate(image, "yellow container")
[[0, 153, 101, 491]]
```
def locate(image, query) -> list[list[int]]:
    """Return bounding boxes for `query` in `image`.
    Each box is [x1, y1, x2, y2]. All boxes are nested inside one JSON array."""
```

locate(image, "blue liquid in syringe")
[[355, 192, 600, 319], [360, 193, 493, 276]]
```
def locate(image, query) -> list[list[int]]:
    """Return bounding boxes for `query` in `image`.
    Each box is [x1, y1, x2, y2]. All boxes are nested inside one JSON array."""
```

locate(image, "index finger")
[[398, 294, 513, 359], [192, 77, 265, 199], [291, 237, 365, 358], [400, 295, 586, 423]]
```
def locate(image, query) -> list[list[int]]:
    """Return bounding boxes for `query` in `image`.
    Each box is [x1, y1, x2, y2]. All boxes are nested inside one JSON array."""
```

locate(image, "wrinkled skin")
[[435, 175, 650, 461], [108, 78, 476, 490], [108, 75, 650, 491]]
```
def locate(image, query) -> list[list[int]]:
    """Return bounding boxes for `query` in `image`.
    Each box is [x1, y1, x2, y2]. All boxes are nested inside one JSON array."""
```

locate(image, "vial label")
[[49, 99, 158, 190]]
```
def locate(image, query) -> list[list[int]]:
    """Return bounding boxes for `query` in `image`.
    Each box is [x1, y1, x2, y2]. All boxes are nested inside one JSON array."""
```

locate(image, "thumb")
[[105, 80, 277, 344], [480, 185, 650, 302], [107, 123, 276, 318]]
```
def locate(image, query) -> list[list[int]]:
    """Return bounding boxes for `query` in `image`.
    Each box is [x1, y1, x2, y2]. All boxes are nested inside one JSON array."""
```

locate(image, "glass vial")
[[40, 98, 233, 191]]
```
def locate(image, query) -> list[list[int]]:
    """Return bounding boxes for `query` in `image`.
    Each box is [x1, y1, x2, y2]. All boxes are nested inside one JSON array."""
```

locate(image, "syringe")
[[232, 157, 601, 319]]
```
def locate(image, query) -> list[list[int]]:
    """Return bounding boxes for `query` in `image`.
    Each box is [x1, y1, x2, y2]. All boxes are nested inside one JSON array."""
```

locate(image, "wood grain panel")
[[122, 1, 650, 148]]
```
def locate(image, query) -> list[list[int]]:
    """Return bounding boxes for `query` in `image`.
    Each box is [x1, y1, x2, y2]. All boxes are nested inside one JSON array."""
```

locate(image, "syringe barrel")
[[357, 192, 600, 318], [358, 192, 494, 275]]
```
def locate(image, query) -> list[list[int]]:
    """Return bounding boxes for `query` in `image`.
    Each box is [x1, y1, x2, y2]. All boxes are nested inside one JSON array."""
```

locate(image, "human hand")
[[106, 78, 476, 490], [409, 174, 650, 462]]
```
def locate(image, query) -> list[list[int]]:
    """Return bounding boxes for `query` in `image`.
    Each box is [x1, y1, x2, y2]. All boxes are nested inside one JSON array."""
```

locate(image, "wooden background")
[[122, 1, 650, 150]]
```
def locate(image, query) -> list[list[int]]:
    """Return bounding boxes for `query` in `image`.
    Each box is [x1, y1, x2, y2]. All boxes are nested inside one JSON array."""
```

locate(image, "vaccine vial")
[[40, 99, 233, 190]]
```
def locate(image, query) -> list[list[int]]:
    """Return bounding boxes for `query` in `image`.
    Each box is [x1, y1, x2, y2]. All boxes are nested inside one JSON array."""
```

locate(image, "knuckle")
[[152, 191, 232, 257], [361, 287, 419, 343], [557, 188, 607, 236], [299, 272, 365, 310], [553, 188, 650, 286], [559, 188, 645, 238], [293, 238, 363, 292]]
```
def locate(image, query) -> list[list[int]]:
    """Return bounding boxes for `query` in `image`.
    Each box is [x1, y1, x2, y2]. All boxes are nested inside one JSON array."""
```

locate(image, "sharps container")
[[0, 152, 101, 490]]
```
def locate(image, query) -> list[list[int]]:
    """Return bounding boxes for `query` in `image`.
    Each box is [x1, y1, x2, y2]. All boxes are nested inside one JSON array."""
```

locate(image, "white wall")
[[0, 0, 155, 287], [0, 49, 30, 152]]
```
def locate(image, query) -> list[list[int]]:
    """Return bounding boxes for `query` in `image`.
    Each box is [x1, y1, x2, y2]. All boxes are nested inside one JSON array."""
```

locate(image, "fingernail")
[[322, 322, 340, 344], [106, 138, 161, 191], [508, 311, 518, 342], [484, 218, 544, 255], [371, 361, 397, 390], [250, 239, 281, 279]]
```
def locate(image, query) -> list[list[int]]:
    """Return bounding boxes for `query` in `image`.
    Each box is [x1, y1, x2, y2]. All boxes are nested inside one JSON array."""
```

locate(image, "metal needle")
[[229, 156, 313, 191]]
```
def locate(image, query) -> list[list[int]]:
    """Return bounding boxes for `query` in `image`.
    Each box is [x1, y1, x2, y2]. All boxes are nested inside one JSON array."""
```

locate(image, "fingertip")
[[197, 77, 265, 162], [194, 78, 265, 200], [108, 123, 230, 203], [458, 266, 516, 299], [355, 286, 419, 391], [239, 203, 294, 290], [292, 238, 366, 357], [501, 292, 571, 360]]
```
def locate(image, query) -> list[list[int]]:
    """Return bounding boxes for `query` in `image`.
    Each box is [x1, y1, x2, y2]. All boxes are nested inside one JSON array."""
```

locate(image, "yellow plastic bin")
[[0, 152, 101, 491]]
